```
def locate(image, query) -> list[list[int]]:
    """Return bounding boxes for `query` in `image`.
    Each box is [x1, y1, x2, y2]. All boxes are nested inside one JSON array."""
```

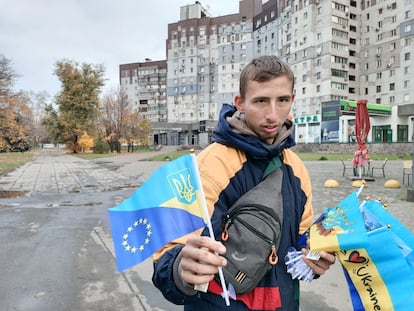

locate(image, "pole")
[[191, 154, 231, 305], [407, 117, 414, 202]]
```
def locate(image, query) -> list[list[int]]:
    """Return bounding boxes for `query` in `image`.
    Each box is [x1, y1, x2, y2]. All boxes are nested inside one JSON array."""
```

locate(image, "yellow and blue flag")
[[338, 199, 414, 310], [309, 190, 368, 252], [109, 154, 206, 271]]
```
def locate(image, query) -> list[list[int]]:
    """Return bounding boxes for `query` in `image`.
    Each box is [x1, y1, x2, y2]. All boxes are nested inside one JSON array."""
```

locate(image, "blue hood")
[[212, 103, 296, 159]]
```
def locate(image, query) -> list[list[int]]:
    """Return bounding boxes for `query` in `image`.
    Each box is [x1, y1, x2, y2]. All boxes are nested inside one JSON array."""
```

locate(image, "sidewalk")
[[0, 148, 412, 311]]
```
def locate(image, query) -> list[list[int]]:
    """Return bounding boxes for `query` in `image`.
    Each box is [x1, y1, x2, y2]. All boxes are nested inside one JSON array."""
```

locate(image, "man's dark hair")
[[239, 55, 295, 99]]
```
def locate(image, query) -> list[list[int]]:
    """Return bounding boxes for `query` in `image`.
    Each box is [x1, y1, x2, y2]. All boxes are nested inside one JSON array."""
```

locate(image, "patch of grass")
[[74, 146, 153, 160], [73, 152, 120, 160], [144, 150, 191, 161], [0, 150, 38, 175], [296, 152, 411, 161], [75, 150, 412, 162]]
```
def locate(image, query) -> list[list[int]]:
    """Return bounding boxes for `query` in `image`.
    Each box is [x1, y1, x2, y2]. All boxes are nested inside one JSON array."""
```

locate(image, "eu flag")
[[109, 154, 206, 271]]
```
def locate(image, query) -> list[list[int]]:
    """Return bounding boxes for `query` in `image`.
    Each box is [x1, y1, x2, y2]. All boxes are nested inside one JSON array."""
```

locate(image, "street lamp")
[[407, 116, 414, 202]]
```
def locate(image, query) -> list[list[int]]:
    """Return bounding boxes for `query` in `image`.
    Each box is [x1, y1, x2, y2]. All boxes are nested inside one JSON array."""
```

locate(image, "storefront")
[[293, 100, 399, 144], [322, 100, 392, 143]]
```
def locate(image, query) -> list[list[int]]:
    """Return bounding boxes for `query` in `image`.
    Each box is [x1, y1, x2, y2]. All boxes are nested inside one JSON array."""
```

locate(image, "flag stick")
[[356, 184, 365, 198], [191, 154, 231, 306]]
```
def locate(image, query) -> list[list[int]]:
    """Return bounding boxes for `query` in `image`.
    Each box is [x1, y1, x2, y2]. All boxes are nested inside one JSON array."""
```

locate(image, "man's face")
[[235, 76, 295, 144]]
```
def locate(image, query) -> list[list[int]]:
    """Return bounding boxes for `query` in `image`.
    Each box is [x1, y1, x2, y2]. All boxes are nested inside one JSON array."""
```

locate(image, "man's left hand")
[[301, 248, 336, 276]]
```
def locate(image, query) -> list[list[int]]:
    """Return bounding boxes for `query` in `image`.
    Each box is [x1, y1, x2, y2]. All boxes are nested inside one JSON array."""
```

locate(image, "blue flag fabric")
[[109, 154, 206, 271], [308, 190, 368, 252], [338, 199, 414, 310]]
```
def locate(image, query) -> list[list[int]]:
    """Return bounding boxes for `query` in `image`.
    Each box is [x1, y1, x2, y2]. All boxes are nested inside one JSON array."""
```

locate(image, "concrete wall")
[[292, 142, 413, 156]]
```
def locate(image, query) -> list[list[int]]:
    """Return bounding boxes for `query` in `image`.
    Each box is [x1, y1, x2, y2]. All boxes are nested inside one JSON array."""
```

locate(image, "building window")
[[389, 83, 395, 91], [397, 125, 409, 142]]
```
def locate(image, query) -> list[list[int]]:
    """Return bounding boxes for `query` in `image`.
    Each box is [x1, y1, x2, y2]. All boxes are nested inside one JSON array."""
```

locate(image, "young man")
[[152, 55, 335, 310]]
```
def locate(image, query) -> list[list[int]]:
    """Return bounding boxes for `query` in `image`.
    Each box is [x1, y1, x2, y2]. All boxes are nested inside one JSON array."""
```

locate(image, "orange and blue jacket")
[[153, 103, 313, 311]]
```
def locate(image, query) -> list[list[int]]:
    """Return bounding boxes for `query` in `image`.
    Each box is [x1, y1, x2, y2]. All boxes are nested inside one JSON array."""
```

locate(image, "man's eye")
[[278, 98, 291, 105]]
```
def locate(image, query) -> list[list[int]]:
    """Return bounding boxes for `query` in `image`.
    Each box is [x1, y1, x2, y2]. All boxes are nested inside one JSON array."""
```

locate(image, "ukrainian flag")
[[338, 199, 414, 310], [109, 154, 206, 271], [309, 191, 368, 252]]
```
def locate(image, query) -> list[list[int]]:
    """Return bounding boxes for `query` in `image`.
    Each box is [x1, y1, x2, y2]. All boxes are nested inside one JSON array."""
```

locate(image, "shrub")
[[93, 139, 110, 154]]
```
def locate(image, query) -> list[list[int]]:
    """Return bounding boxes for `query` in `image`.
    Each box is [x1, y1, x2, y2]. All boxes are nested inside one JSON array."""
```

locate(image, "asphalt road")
[[0, 148, 412, 311], [0, 148, 181, 311]]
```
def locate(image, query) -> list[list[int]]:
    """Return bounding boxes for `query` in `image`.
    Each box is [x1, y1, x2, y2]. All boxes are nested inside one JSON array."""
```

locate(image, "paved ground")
[[0, 147, 412, 311]]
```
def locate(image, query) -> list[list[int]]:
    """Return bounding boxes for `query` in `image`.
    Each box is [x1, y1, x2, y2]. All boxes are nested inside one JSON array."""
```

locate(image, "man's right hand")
[[179, 236, 227, 286]]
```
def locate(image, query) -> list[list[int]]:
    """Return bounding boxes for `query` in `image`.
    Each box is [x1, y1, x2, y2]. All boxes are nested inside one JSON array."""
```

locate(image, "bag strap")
[[230, 157, 283, 220]]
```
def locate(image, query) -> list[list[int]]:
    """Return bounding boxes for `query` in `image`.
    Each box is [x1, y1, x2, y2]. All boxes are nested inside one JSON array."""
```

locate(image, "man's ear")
[[234, 95, 244, 112], [291, 94, 296, 102]]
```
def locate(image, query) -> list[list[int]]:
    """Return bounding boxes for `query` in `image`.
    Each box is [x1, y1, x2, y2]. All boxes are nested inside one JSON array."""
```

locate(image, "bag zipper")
[[224, 214, 279, 265]]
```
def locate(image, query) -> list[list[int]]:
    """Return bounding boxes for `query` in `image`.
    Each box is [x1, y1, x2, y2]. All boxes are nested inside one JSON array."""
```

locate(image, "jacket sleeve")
[[152, 244, 199, 305], [282, 149, 314, 234]]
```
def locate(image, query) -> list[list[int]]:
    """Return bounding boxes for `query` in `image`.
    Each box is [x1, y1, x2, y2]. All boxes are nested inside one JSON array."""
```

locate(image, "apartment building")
[[120, 0, 413, 145], [119, 59, 167, 122], [165, 0, 260, 124]]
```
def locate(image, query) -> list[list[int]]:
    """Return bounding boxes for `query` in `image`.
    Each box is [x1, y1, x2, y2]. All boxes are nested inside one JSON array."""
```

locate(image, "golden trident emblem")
[[171, 171, 195, 203]]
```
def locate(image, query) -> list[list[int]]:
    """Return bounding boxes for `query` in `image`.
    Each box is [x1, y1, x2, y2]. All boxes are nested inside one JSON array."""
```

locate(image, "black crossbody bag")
[[215, 164, 284, 295]]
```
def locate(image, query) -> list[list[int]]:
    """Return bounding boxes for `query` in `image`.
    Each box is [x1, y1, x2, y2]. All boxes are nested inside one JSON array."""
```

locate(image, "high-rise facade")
[[119, 60, 167, 122], [165, 0, 260, 123], [120, 0, 414, 144]]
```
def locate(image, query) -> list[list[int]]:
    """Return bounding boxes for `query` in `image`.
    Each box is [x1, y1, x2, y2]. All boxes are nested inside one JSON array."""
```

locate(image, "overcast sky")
[[0, 0, 239, 96]]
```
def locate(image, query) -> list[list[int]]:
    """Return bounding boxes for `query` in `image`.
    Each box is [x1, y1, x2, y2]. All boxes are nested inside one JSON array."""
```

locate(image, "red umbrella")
[[353, 99, 370, 177]]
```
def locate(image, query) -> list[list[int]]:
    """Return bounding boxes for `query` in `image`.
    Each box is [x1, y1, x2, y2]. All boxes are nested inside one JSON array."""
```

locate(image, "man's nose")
[[266, 102, 279, 120]]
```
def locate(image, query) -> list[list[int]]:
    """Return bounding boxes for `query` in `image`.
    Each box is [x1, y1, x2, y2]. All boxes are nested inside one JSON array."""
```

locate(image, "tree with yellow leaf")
[[53, 59, 104, 153], [98, 87, 131, 153], [78, 132, 94, 153], [0, 55, 33, 152]]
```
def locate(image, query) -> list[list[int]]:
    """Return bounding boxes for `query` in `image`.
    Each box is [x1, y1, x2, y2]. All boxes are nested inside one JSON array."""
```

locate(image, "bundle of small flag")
[[285, 188, 414, 310]]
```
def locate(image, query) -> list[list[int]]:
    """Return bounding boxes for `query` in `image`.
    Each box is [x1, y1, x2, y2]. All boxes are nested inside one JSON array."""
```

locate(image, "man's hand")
[[301, 247, 336, 276], [179, 236, 227, 285]]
